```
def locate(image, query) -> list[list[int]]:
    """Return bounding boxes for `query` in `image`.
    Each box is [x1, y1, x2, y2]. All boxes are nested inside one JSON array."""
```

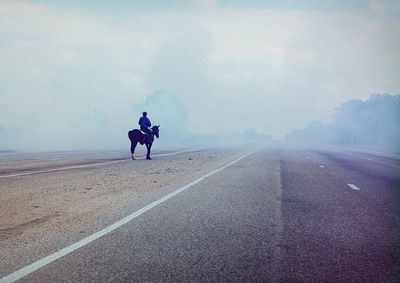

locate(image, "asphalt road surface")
[[1, 145, 399, 282]]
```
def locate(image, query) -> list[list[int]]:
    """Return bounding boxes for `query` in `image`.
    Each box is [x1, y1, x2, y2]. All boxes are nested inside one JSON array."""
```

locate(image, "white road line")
[[0, 150, 197, 179], [319, 165, 325, 168], [0, 151, 255, 283], [347, 184, 361, 191]]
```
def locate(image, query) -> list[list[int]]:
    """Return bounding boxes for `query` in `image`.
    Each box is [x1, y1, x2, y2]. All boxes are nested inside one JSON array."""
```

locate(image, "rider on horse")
[[129, 113, 159, 160], [138, 112, 152, 143]]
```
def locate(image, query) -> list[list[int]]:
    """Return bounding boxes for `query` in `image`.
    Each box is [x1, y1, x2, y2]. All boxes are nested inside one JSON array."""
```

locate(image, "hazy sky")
[[0, 0, 399, 150]]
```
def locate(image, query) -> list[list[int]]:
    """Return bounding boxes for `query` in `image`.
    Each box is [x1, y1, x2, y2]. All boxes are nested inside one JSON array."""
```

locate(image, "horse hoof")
[[131, 154, 135, 160], [146, 157, 151, 160]]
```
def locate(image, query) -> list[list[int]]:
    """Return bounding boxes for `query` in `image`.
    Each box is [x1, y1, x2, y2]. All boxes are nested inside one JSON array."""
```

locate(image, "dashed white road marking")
[[347, 184, 361, 191], [0, 150, 255, 283], [0, 150, 197, 179], [319, 165, 325, 168]]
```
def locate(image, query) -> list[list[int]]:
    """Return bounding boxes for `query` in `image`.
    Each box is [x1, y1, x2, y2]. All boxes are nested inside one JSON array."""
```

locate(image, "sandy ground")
[[0, 148, 248, 274]]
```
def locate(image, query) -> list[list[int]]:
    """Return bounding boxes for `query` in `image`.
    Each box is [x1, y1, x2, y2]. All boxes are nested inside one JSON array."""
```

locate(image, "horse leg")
[[131, 141, 138, 160], [146, 143, 152, 160]]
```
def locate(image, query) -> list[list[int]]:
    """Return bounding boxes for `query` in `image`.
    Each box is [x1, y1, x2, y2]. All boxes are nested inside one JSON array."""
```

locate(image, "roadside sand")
[[0, 148, 247, 271]]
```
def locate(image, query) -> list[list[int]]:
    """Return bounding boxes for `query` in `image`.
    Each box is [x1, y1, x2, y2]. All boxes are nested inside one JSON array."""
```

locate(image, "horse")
[[128, 125, 160, 160]]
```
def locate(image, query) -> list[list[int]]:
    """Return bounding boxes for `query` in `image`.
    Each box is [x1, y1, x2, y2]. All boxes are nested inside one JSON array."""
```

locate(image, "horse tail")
[[128, 130, 134, 141]]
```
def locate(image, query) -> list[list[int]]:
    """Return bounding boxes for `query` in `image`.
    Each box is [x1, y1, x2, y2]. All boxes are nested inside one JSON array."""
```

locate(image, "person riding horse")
[[129, 113, 160, 160], [138, 112, 152, 144]]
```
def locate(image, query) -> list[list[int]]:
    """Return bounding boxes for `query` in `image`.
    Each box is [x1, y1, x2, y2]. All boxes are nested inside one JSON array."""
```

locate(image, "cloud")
[[176, 0, 218, 9], [0, 1, 155, 150], [368, 0, 400, 17], [0, 1, 399, 150]]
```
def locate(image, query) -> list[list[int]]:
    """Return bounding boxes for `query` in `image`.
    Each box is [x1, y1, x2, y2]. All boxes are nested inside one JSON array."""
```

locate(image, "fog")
[[0, 1, 399, 151], [286, 94, 400, 152]]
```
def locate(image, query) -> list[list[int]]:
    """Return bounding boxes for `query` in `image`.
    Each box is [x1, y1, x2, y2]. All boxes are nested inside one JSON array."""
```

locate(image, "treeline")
[[286, 94, 400, 152]]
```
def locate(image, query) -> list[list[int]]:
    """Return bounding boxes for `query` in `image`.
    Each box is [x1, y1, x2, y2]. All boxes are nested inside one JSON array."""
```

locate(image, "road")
[[1, 145, 399, 282]]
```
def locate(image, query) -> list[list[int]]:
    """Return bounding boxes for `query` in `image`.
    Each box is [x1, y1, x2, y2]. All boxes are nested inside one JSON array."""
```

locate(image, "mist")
[[0, 1, 399, 151], [286, 94, 400, 152]]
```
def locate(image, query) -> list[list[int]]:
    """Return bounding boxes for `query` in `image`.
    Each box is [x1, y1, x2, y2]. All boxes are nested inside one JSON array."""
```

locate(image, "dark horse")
[[128, 125, 160, 160]]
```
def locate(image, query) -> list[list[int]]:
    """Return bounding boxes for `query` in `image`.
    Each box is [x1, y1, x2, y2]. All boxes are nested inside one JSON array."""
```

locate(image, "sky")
[[0, 0, 399, 150]]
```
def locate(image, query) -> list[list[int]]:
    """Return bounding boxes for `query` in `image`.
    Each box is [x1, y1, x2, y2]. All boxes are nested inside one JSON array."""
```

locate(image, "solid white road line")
[[0, 151, 255, 283], [0, 150, 197, 179], [347, 184, 361, 191]]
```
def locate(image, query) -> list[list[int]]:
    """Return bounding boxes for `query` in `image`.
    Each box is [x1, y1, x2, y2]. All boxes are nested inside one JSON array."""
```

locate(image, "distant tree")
[[285, 94, 400, 152]]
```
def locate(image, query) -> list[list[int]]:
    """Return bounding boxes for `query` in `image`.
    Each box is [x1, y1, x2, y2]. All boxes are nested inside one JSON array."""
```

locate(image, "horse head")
[[152, 125, 160, 139]]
